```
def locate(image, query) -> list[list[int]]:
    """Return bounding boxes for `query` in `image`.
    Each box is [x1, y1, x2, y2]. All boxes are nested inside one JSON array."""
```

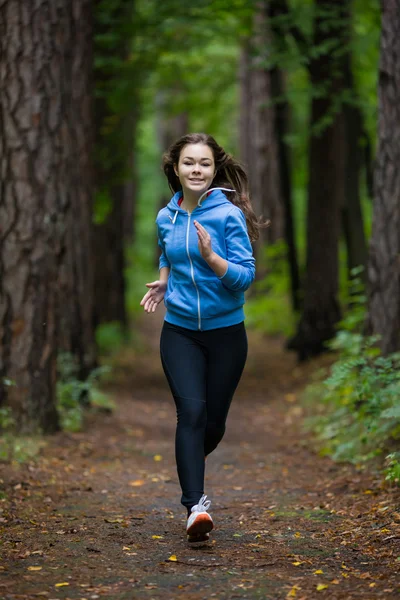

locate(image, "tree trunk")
[[239, 43, 253, 176], [270, 63, 301, 311], [288, 0, 348, 360], [0, 0, 95, 431], [67, 0, 96, 378], [341, 44, 367, 283], [92, 0, 136, 329], [93, 186, 128, 329], [247, 1, 285, 257], [367, 0, 400, 355]]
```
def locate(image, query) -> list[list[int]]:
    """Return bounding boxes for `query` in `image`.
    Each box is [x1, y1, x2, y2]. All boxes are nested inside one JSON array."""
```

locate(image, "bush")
[[302, 271, 400, 483], [56, 353, 114, 432]]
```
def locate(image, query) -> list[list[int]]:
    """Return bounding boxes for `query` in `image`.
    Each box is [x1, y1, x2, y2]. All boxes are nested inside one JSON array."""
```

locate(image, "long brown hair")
[[162, 132, 260, 242]]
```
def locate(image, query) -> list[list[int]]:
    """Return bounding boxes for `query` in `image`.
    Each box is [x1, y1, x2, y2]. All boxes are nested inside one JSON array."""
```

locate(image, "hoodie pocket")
[[164, 283, 198, 318], [198, 280, 243, 318]]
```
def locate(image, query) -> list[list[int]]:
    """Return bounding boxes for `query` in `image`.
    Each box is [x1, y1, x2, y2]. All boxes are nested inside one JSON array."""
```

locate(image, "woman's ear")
[[173, 164, 179, 177]]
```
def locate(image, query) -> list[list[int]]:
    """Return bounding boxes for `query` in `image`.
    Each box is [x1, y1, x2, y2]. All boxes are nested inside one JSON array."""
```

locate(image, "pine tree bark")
[[288, 0, 348, 359], [270, 63, 300, 310], [245, 1, 285, 257], [367, 0, 400, 355], [341, 25, 367, 282], [92, 0, 136, 329], [0, 0, 95, 431], [93, 186, 128, 329]]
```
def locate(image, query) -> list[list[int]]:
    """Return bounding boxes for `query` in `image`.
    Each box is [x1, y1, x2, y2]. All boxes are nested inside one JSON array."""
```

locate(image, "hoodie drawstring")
[[197, 187, 236, 206], [169, 210, 178, 224]]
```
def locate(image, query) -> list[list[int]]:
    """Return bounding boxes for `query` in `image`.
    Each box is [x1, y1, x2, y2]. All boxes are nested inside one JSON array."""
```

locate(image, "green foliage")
[[56, 353, 113, 432], [96, 321, 127, 356], [245, 241, 296, 336], [0, 408, 45, 464], [125, 113, 165, 317], [303, 276, 400, 482], [384, 453, 400, 486]]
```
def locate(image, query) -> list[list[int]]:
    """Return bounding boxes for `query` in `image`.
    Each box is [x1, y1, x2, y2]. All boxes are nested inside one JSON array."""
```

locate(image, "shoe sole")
[[187, 532, 210, 545], [187, 514, 214, 538]]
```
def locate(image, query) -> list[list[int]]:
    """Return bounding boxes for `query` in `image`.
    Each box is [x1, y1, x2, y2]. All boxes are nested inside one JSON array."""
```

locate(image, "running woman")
[[140, 133, 259, 543]]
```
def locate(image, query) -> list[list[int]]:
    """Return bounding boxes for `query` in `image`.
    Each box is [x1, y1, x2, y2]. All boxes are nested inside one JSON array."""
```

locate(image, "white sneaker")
[[186, 495, 214, 543]]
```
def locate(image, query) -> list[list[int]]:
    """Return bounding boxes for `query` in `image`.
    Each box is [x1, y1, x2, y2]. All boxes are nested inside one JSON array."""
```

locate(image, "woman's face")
[[174, 143, 215, 196]]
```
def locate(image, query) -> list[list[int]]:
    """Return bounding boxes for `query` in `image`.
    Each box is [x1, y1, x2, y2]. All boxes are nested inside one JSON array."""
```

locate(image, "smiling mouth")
[[189, 179, 204, 183]]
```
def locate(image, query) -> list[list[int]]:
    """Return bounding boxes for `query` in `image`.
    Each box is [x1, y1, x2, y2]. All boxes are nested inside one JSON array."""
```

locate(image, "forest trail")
[[1, 312, 399, 600]]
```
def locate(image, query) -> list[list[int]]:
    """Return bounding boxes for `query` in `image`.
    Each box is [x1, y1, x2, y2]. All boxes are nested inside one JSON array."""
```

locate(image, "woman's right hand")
[[140, 280, 167, 313]]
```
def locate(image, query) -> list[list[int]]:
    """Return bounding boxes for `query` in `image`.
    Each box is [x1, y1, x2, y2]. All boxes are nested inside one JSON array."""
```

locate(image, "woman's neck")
[[181, 190, 201, 213]]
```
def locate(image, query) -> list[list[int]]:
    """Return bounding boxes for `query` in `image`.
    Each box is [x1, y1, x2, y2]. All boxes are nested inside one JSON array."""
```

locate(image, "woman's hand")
[[140, 280, 167, 313], [194, 220, 228, 277], [194, 220, 213, 260]]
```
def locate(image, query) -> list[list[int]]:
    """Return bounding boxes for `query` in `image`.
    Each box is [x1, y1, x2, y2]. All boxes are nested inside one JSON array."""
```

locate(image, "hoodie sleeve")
[[218, 207, 256, 292], [157, 223, 170, 270]]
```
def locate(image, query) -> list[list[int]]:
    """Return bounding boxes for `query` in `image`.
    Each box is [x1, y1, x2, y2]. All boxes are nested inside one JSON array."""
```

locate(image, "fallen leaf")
[[359, 572, 371, 579], [331, 579, 340, 584], [55, 582, 69, 587], [314, 569, 324, 574], [168, 555, 177, 562], [292, 562, 303, 566], [27, 566, 42, 571], [285, 393, 297, 403], [104, 518, 124, 524], [369, 583, 376, 588], [287, 584, 300, 597], [130, 480, 145, 487], [294, 532, 302, 538], [123, 546, 131, 550], [152, 535, 163, 539], [316, 583, 328, 591], [153, 454, 163, 462]]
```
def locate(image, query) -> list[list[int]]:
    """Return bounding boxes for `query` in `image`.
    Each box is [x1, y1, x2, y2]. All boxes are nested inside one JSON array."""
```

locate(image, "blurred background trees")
[[1, 0, 399, 473]]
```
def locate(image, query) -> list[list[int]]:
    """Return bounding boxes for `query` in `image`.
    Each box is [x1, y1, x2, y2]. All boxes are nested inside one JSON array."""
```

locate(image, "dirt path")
[[1, 313, 399, 599]]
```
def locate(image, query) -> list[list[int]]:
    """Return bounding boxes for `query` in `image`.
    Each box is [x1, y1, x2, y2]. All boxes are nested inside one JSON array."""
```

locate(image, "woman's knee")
[[176, 398, 207, 430]]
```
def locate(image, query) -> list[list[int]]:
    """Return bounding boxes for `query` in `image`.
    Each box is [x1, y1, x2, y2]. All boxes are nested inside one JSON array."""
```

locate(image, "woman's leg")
[[204, 322, 248, 456], [160, 322, 208, 513]]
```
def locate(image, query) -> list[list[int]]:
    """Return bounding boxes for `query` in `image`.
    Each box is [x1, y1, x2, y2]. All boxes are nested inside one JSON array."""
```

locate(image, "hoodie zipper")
[[169, 189, 236, 331], [186, 213, 201, 330]]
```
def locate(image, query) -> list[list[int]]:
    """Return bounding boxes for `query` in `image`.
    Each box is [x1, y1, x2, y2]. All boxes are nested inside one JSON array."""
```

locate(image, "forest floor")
[[1, 311, 400, 600]]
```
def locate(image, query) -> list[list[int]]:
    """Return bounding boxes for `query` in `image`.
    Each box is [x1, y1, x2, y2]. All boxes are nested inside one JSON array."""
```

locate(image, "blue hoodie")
[[156, 187, 256, 331]]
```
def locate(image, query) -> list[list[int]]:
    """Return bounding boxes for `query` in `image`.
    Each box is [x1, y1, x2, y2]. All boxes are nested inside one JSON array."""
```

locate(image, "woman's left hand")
[[194, 220, 213, 260]]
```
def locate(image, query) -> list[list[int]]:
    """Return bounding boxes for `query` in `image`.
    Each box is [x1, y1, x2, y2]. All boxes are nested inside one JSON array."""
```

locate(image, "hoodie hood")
[[167, 187, 235, 214]]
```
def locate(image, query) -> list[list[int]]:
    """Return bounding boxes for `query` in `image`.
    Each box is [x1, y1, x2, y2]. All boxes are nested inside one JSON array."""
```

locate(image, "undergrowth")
[[56, 353, 114, 433], [245, 241, 296, 336], [0, 356, 114, 463], [303, 270, 400, 485]]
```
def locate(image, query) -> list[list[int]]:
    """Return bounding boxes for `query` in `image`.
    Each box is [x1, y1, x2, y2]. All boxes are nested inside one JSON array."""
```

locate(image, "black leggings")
[[160, 320, 248, 512]]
